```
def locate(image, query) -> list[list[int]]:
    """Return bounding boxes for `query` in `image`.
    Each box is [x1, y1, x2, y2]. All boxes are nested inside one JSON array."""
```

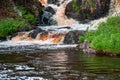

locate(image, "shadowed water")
[[0, 50, 120, 80]]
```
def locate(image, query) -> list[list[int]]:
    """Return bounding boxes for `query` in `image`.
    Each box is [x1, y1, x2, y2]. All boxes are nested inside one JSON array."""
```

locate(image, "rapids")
[[0, 0, 120, 49], [9, 0, 98, 45]]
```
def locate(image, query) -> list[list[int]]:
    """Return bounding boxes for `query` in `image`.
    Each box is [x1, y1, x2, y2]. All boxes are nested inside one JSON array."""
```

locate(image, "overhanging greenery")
[[85, 16, 120, 53], [0, 18, 30, 38]]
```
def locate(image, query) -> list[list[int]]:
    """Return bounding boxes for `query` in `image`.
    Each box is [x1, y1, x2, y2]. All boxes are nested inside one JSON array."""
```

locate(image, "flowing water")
[[0, 50, 120, 80]]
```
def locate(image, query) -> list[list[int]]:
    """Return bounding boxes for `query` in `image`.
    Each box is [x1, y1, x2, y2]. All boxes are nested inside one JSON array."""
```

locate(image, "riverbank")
[[78, 16, 120, 56], [0, 0, 42, 40]]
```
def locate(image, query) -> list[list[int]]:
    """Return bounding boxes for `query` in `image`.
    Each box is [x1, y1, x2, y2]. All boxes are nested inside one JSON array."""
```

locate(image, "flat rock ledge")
[[0, 41, 77, 54]]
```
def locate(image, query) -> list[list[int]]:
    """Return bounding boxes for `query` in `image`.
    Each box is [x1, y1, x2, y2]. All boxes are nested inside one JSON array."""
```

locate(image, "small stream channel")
[[0, 50, 120, 80]]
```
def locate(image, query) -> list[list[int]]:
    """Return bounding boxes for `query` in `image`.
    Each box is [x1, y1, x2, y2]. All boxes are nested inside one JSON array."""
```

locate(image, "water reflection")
[[0, 51, 120, 79]]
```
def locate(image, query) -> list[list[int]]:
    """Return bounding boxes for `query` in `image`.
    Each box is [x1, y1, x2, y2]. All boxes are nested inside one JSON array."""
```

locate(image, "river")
[[0, 50, 120, 80], [0, 0, 120, 80]]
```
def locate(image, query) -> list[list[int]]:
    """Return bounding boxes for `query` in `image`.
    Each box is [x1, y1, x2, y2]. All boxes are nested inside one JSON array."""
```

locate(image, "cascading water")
[[9, 0, 95, 45], [0, 0, 117, 50]]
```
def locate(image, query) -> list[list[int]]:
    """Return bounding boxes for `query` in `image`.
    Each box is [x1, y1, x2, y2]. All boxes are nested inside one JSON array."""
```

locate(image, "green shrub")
[[6, 7, 13, 12], [79, 36, 85, 43], [18, 6, 36, 24], [86, 30, 96, 42], [0, 18, 29, 38], [90, 0, 95, 8], [23, 13, 35, 24], [85, 16, 120, 53], [17, 6, 26, 15]]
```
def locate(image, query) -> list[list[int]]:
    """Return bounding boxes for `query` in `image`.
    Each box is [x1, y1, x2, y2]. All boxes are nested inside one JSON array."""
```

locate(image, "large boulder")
[[28, 28, 44, 39], [36, 6, 57, 26], [65, 0, 111, 23], [64, 30, 86, 44]]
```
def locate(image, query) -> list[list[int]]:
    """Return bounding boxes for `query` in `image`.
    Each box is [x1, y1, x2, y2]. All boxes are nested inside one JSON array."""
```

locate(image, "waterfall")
[[3, 0, 115, 46], [109, 0, 120, 16], [9, 0, 97, 45], [39, 0, 78, 26]]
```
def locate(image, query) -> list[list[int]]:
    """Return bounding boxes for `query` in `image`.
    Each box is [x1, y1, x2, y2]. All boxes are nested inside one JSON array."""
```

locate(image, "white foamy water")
[[0, 23, 98, 47], [0, 41, 77, 50], [39, 0, 78, 26], [52, 0, 78, 26], [39, 24, 97, 31]]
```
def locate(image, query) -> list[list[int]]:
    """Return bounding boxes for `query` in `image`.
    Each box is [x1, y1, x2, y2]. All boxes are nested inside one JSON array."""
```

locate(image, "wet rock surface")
[[47, 0, 59, 5], [64, 30, 86, 44], [28, 28, 44, 39], [13, 0, 43, 17], [65, 0, 111, 23], [36, 6, 57, 26]]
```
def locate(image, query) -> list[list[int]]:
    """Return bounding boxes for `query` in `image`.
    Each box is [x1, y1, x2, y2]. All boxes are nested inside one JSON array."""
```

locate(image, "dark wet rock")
[[47, 0, 59, 5], [44, 6, 55, 14], [37, 11, 57, 26], [39, 31, 48, 36], [65, 1, 79, 20], [36, 11, 44, 26], [40, 11, 53, 24], [0, 38, 7, 42], [64, 30, 86, 44], [57, 26, 71, 29], [10, 33, 18, 40], [28, 28, 44, 39], [65, 0, 111, 23], [17, 26, 30, 32], [77, 41, 96, 54], [36, 6, 57, 26]]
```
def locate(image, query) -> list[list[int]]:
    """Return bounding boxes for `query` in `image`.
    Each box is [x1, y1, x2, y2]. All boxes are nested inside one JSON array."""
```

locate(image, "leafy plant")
[[17, 6, 26, 15], [18, 6, 36, 24], [85, 16, 120, 53], [79, 36, 85, 43], [23, 13, 35, 24], [90, 0, 95, 8], [6, 7, 13, 12], [0, 18, 30, 38]]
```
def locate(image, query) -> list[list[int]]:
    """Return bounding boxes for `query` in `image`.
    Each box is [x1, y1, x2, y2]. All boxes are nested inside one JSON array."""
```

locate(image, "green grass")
[[18, 6, 36, 24], [23, 13, 36, 24], [79, 36, 85, 43], [85, 16, 120, 53], [0, 18, 30, 38]]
